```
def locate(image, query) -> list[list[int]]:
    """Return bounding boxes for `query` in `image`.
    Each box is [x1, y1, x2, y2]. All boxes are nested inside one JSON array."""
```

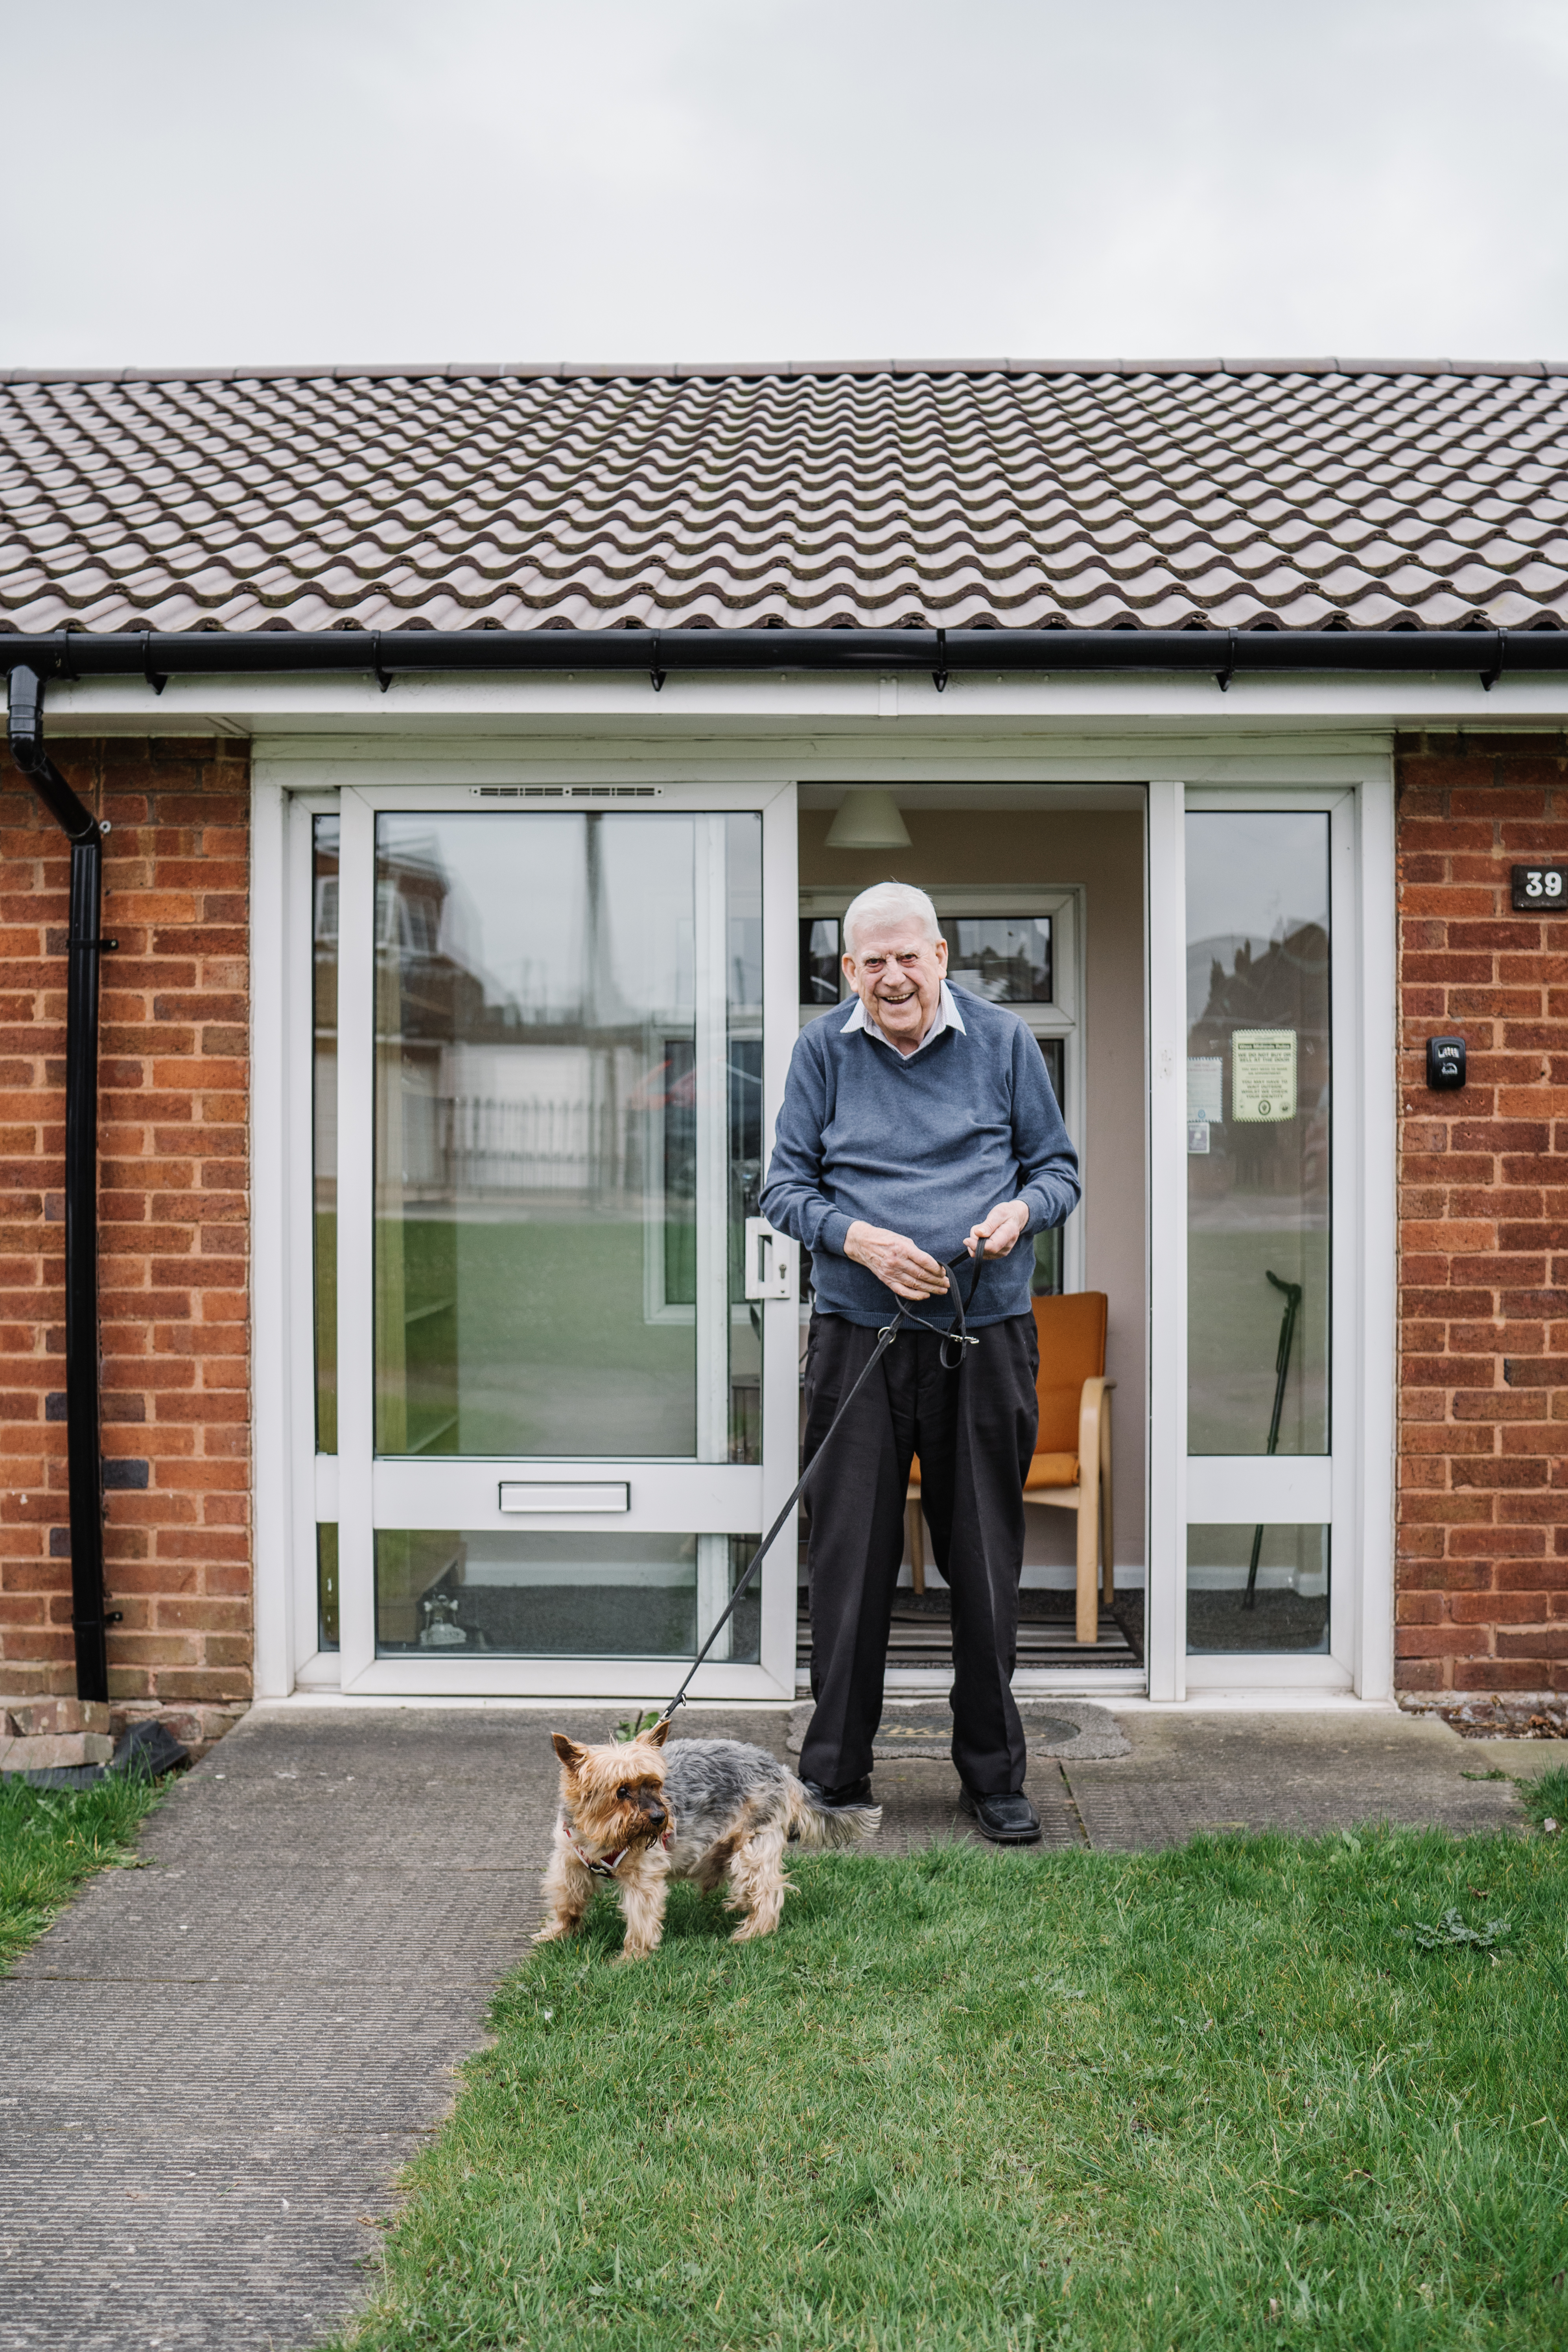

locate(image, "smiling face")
[[842, 917, 948, 1048]]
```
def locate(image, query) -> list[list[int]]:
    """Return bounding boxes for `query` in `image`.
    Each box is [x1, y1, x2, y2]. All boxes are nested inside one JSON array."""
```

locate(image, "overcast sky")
[[4, 0, 1564, 369]]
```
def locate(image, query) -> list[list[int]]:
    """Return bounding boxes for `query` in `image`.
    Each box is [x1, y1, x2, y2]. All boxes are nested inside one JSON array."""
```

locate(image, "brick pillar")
[[1397, 733, 1568, 1698], [0, 736, 252, 1752]]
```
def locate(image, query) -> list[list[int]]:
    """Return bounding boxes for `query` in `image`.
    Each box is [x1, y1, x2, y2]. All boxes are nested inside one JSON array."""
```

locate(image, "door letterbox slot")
[[498, 1482, 630, 1513]]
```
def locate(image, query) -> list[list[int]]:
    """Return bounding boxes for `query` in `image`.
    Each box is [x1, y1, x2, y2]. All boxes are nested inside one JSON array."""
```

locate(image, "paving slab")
[[0, 1702, 631, 2352], [1062, 1707, 1539, 1850], [870, 1755, 1086, 1852], [787, 1697, 1131, 1762], [0, 1696, 1546, 2350]]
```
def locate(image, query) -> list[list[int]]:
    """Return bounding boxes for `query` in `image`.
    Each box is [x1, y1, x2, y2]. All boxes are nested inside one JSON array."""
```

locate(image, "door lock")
[[743, 1217, 796, 1301]]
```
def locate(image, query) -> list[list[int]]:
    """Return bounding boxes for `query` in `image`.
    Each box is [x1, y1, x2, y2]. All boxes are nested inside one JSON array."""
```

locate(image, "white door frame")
[[255, 747, 1393, 1709], [1144, 774, 1396, 1703], [261, 767, 801, 1701]]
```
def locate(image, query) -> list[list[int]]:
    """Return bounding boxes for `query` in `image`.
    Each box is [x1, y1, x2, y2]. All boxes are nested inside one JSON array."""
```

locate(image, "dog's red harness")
[[563, 1820, 673, 1879]]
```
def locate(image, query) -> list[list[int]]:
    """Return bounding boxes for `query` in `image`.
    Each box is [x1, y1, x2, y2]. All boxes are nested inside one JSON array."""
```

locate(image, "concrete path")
[[0, 1699, 1554, 2351], [1059, 1705, 1556, 1849]]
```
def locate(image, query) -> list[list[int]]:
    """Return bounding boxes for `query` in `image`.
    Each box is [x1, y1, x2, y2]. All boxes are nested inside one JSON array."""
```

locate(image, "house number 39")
[[1511, 865, 1568, 910]]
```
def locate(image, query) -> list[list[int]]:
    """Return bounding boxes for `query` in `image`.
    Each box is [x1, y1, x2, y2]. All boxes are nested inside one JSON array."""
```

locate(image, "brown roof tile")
[[2, 362, 1568, 634]]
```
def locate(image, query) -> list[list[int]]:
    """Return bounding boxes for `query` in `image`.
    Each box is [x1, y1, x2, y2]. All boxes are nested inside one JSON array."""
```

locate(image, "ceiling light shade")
[[824, 789, 912, 850]]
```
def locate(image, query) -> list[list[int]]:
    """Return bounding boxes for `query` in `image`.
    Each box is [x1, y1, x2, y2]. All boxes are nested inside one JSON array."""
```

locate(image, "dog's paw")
[[532, 1920, 576, 1946]]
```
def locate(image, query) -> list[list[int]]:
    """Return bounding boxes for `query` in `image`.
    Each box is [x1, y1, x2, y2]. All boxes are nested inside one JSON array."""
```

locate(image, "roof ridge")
[[0, 358, 1563, 388]]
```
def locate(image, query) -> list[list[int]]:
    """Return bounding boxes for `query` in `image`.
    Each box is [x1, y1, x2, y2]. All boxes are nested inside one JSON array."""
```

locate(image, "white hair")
[[842, 882, 941, 955]]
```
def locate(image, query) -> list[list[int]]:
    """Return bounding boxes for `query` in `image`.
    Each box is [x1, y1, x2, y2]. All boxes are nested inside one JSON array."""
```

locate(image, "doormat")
[[787, 1699, 1131, 1762]]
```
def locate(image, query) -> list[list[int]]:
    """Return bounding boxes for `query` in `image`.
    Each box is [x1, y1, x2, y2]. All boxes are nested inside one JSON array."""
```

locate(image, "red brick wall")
[[0, 736, 251, 1744], [1398, 732, 1568, 1698]]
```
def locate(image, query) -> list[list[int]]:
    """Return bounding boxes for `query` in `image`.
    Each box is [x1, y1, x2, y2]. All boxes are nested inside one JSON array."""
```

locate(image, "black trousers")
[[798, 1309, 1039, 1797]]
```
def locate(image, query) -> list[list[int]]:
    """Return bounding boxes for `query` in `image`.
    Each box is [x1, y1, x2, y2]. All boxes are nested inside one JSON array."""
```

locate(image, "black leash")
[[658, 1238, 989, 1724]]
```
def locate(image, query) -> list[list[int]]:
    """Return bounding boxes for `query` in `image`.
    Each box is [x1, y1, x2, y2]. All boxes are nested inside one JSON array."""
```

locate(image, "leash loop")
[[939, 1229, 988, 1369]]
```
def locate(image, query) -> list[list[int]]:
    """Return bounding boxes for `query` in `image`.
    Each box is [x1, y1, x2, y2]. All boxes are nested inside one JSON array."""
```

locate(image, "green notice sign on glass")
[[1231, 1029, 1297, 1123]]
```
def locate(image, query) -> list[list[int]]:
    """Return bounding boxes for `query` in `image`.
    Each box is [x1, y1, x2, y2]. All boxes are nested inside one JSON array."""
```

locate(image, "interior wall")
[[798, 803, 1148, 1584]]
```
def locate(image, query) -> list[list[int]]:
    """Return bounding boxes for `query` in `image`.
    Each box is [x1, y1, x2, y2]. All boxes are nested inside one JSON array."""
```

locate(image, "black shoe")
[[960, 1788, 1041, 1845], [801, 1775, 873, 1810]]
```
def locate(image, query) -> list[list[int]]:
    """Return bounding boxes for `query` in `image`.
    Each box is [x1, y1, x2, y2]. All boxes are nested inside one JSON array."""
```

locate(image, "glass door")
[[1147, 781, 1370, 1700], [1183, 808, 1334, 1659], [314, 780, 800, 1698]]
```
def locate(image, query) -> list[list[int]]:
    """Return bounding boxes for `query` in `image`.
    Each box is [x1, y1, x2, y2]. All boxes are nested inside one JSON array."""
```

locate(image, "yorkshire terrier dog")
[[535, 1718, 881, 1960]]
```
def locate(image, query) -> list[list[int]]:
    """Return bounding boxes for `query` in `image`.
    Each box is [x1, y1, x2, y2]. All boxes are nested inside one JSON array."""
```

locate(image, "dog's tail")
[[784, 1772, 882, 1848]]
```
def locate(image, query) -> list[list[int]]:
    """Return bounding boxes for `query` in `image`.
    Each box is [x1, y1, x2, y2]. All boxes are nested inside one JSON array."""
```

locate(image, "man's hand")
[[966, 1200, 1031, 1261], [843, 1222, 950, 1300]]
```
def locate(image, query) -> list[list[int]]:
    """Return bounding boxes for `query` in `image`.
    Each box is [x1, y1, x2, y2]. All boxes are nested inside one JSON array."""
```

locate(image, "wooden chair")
[[905, 1290, 1114, 1647]]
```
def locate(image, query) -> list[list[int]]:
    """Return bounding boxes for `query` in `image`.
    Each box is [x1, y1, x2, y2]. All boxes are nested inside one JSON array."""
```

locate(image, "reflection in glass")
[[373, 811, 759, 1462], [799, 918, 841, 1004], [317, 1523, 340, 1652], [313, 816, 339, 1453], [1186, 813, 1330, 1454], [727, 818, 764, 1465], [374, 1529, 762, 1660], [947, 917, 1053, 1004], [1186, 1524, 1328, 1653]]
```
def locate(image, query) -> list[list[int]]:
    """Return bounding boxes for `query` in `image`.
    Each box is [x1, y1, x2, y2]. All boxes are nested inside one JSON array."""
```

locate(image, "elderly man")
[[761, 881, 1081, 1844]]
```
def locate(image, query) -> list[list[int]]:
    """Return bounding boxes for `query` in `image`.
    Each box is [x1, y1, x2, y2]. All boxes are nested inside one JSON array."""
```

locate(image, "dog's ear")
[[551, 1733, 588, 1770], [638, 1716, 672, 1749]]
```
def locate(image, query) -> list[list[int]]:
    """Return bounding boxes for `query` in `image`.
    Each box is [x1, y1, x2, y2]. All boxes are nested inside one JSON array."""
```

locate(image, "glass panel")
[[374, 1529, 762, 1660], [1032, 1231, 1062, 1297], [947, 917, 1053, 1003], [313, 815, 339, 1453], [1031, 1036, 1065, 1296], [1187, 1524, 1329, 1654], [316, 1523, 340, 1653], [728, 817, 764, 1464], [374, 809, 753, 1460], [1185, 812, 1330, 1455], [799, 917, 841, 1004]]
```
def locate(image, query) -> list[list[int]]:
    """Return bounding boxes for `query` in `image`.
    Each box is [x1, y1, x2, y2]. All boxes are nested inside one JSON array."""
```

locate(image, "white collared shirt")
[[840, 978, 967, 1058]]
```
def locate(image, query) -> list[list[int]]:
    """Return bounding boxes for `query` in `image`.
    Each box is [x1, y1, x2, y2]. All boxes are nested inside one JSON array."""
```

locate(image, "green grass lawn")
[[330, 1773, 1568, 2352], [0, 1769, 162, 1973]]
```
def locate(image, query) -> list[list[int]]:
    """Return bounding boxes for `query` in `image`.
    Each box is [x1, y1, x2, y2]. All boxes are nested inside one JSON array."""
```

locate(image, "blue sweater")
[[760, 985, 1081, 1327]]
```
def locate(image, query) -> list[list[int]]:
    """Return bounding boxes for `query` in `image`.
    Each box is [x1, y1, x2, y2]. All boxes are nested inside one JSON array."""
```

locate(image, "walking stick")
[[1241, 1269, 1303, 1610]]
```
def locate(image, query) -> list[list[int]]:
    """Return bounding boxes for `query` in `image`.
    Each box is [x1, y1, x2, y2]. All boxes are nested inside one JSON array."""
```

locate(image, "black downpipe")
[[7, 667, 110, 1702]]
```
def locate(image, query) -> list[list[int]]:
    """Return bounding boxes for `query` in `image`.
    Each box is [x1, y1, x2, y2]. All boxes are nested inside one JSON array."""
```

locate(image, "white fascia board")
[[38, 669, 1568, 734]]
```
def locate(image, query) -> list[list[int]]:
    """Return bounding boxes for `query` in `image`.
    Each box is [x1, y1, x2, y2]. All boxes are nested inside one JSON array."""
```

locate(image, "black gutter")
[[7, 667, 112, 1703], [1, 624, 1567, 691]]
